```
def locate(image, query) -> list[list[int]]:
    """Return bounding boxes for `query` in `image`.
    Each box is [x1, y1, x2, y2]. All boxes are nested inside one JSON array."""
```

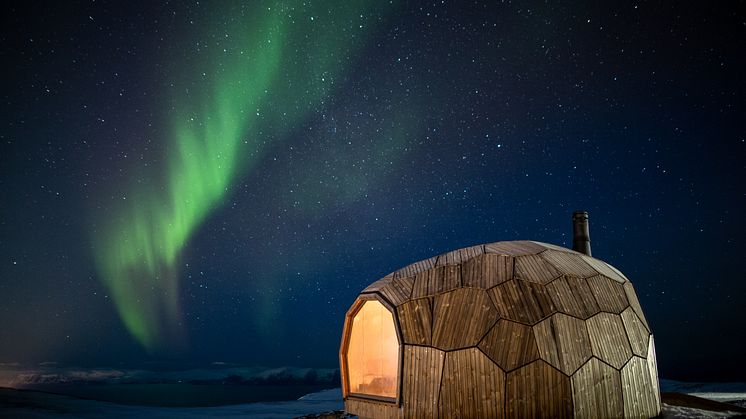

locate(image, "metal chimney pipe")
[[572, 211, 592, 256]]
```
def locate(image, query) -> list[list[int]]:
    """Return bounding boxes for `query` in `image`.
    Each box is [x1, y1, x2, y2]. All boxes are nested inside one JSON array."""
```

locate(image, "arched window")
[[345, 299, 399, 399]]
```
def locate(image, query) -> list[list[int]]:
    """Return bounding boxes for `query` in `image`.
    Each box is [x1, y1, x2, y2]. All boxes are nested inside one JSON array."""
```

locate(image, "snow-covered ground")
[[0, 387, 344, 418], [662, 404, 744, 419], [661, 379, 746, 408], [1, 380, 745, 418]]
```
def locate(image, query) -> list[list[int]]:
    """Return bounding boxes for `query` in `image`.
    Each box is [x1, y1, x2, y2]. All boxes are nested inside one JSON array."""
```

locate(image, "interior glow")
[[346, 300, 399, 399]]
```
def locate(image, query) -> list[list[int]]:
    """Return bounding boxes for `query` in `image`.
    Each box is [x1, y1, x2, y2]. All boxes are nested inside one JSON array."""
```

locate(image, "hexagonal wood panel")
[[545, 275, 600, 319], [587, 313, 633, 369], [361, 273, 394, 294], [412, 265, 460, 298], [571, 358, 623, 419], [439, 348, 506, 418], [506, 360, 573, 419], [402, 345, 445, 419], [581, 255, 627, 283], [378, 275, 414, 306], [514, 254, 561, 284], [621, 356, 660, 419], [531, 241, 576, 253], [432, 288, 498, 350], [489, 279, 556, 325], [462, 253, 513, 288], [624, 282, 650, 331], [484, 240, 546, 255], [397, 298, 432, 345], [621, 307, 649, 357], [437, 245, 484, 266], [647, 336, 662, 408], [395, 255, 438, 279], [479, 319, 540, 371], [586, 275, 629, 313], [533, 313, 592, 375], [541, 250, 597, 278]]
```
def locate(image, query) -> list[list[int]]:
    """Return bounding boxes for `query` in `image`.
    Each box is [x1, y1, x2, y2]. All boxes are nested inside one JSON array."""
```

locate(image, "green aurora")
[[92, 1, 395, 350]]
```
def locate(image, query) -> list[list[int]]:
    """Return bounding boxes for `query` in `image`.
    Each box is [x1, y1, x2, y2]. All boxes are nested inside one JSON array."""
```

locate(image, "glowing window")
[[346, 299, 399, 399]]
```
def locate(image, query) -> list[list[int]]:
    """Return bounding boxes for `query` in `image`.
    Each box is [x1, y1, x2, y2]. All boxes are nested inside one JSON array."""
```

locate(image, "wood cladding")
[[378, 275, 414, 306], [462, 254, 513, 288], [484, 240, 545, 255], [362, 273, 394, 294], [586, 275, 629, 314], [439, 348, 505, 418], [395, 255, 438, 279], [411, 265, 460, 298], [437, 245, 484, 266], [571, 358, 623, 419], [621, 356, 660, 419], [489, 279, 556, 325], [397, 298, 432, 345], [647, 337, 662, 408], [402, 345, 444, 419], [621, 308, 649, 357], [345, 397, 400, 419], [624, 282, 651, 331], [530, 241, 576, 253], [342, 240, 660, 419], [533, 313, 592, 375], [506, 360, 573, 419], [479, 319, 539, 371], [608, 263, 630, 282], [432, 288, 497, 350], [541, 250, 598, 278], [587, 313, 633, 369], [581, 255, 626, 283], [514, 254, 562, 284], [545, 275, 600, 319]]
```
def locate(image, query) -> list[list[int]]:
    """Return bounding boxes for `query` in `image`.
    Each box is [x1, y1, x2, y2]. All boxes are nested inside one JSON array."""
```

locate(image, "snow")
[[3, 379, 746, 418], [0, 387, 343, 419], [661, 403, 744, 418]]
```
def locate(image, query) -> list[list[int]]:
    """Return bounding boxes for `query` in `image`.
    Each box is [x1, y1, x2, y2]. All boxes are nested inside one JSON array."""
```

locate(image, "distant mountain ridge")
[[0, 365, 340, 388]]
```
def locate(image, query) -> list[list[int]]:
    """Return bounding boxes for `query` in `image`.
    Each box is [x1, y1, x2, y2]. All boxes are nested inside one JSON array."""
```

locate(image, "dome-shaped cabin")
[[339, 216, 660, 419]]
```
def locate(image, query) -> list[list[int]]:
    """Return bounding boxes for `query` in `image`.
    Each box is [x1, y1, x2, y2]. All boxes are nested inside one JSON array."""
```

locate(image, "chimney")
[[572, 211, 592, 256]]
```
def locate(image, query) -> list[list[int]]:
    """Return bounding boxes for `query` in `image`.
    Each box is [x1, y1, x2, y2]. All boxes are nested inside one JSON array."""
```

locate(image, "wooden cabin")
[[340, 233, 660, 418]]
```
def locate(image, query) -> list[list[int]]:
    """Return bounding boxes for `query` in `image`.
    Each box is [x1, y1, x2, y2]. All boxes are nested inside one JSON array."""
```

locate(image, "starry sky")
[[1, 1, 744, 381]]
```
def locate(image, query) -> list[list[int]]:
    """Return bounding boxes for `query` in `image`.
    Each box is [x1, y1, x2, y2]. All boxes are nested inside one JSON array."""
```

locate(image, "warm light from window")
[[346, 299, 398, 399]]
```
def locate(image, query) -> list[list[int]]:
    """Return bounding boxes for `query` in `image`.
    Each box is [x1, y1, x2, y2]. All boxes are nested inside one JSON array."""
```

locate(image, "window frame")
[[340, 293, 403, 405]]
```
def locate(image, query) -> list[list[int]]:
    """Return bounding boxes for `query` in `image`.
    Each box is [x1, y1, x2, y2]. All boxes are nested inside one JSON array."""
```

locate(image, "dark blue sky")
[[1, 1, 743, 381]]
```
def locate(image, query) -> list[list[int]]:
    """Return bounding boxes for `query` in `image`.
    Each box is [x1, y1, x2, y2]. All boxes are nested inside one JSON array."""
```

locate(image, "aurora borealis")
[[91, 1, 393, 350], [1, 0, 745, 383]]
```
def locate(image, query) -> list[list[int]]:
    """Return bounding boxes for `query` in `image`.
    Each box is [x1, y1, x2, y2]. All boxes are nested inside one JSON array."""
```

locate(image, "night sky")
[[1, 1, 744, 382]]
